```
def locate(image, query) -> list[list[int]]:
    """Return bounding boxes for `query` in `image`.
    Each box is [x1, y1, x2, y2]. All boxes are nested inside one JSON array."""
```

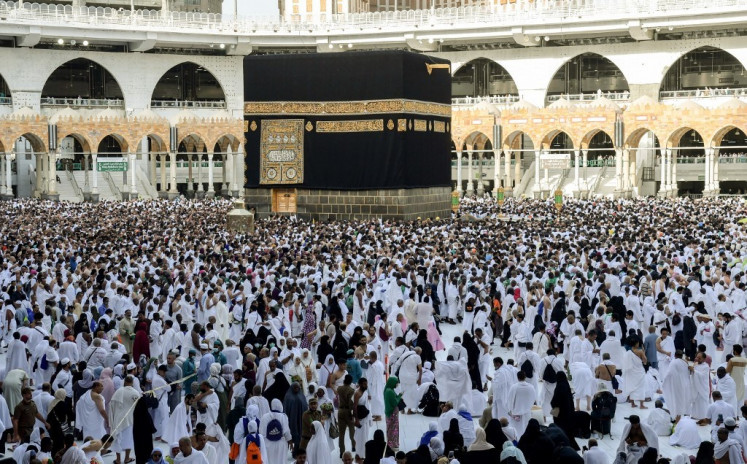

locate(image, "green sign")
[[97, 161, 128, 172]]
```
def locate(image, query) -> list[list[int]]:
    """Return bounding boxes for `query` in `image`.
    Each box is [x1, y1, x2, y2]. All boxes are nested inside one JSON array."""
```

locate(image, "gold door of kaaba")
[[272, 188, 297, 213]]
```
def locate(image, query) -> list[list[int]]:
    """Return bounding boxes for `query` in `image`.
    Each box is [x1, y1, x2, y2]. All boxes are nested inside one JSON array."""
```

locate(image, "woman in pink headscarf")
[[99, 367, 116, 407]]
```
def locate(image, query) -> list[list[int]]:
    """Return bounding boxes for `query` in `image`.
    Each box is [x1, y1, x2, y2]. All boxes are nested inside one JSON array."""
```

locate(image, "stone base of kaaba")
[[245, 186, 451, 221]]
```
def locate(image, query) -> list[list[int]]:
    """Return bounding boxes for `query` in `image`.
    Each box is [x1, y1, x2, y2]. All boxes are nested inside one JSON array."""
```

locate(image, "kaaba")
[[243, 50, 452, 221]]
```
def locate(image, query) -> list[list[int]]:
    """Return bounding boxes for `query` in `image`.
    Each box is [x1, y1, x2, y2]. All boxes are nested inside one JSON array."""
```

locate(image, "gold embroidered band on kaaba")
[[244, 99, 452, 118]]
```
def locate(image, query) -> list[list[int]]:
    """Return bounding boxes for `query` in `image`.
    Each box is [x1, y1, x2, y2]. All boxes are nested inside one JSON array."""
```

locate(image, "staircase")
[[513, 160, 535, 197], [71, 171, 120, 201], [594, 166, 618, 198], [136, 166, 158, 199], [57, 170, 84, 203]]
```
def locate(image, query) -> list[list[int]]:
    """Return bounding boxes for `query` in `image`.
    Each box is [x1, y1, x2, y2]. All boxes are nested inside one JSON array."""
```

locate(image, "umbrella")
[[738, 218, 747, 224]]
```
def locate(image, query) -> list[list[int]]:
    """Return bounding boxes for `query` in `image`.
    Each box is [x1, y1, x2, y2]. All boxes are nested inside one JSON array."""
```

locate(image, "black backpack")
[[521, 359, 534, 379], [542, 359, 557, 383]]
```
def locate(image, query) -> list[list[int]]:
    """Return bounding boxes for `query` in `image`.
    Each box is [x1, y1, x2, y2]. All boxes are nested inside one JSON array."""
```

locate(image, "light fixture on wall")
[[57, 39, 64, 45]]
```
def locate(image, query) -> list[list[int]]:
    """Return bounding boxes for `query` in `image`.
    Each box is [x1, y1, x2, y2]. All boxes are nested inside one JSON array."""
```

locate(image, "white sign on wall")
[[540, 152, 571, 170]]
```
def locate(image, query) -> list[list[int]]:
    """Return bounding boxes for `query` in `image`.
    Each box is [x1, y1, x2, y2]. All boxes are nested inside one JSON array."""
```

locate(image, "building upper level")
[[0, 0, 745, 55]]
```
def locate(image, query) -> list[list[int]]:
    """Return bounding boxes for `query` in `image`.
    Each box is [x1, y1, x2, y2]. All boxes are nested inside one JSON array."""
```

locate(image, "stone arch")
[[580, 128, 612, 149], [660, 46, 747, 94], [545, 52, 631, 102], [503, 130, 536, 151], [16, 132, 47, 153], [151, 61, 226, 103], [708, 125, 747, 149], [144, 134, 168, 154], [212, 134, 242, 153], [452, 57, 519, 98], [625, 127, 662, 150], [41, 58, 124, 102], [665, 127, 704, 149], [97, 134, 129, 154], [58, 133, 93, 153], [540, 129, 575, 150], [463, 130, 491, 150]]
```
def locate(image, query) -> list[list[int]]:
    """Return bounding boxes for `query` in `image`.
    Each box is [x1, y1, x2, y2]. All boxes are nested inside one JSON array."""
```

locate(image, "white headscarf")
[[306, 421, 332, 464]]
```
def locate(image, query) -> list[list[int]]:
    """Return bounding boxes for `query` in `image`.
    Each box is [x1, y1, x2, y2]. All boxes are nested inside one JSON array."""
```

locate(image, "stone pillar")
[[614, 148, 623, 195], [0, 153, 6, 197], [46, 152, 59, 200], [493, 150, 501, 196], [534, 150, 541, 197], [159, 154, 167, 197], [477, 153, 484, 196], [659, 149, 667, 196], [81, 154, 91, 201], [582, 149, 588, 193], [466, 149, 474, 195], [129, 152, 137, 200], [704, 147, 712, 194], [456, 150, 463, 194], [232, 145, 242, 197], [622, 148, 630, 194], [5, 153, 12, 199], [504, 149, 512, 192], [574, 149, 580, 195], [514, 151, 521, 189], [91, 153, 99, 202], [207, 152, 215, 198], [168, 153, 178, 198], [671, 149, 678, 197], [187, 154, 194, 195], [712, 148, 720, 194], [197, 154, 205, 197], [35, 152, 43, 197], [150, 152, 157, 188], [221, 152, 228, 196]]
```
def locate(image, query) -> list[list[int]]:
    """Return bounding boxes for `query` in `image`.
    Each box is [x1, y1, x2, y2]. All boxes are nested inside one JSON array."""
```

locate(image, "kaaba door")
[[272, 188, 297, 213]]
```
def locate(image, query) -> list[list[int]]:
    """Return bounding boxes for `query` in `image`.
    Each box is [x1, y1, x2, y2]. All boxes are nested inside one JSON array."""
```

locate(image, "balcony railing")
[[547, 92, 631, 103], [150, 100, 227, 109], [156, 161, 225, 168], [660, 88, 747, 100], [452, 95, 520, 106], [0, 0, 743, 35], [41, 97, 124, 108]]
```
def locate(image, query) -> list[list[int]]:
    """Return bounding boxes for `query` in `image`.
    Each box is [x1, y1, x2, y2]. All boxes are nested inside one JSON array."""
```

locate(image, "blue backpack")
[[265, 418, 283, 442]]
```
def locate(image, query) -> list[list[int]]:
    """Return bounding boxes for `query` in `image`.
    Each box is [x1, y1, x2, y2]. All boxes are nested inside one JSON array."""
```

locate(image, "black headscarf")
[[282, 382, 308, 449], [484, 419, 508, 449], [416, 330, 435, 364], [517, 419, 555, 464]]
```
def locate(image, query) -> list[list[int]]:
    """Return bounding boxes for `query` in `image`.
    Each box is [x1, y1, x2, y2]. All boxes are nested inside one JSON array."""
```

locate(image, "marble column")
[[159, 154, 167, 197], [534, 150, 541, 196], [615, 148, 623, 193], [207, 152, 215, 198], [622, 148, 630, 193], [466, 150, 474, 195], [504, 149, 512, 192], [169, 153, 178, 197], [131, 152, 138, 199], [150, 152, 157, 188], [0, 153, 6, 197], [476, 153, 484, 195], [582, 149, 589, 193], [660, 149, 667, 196], [671, 149, 678, 196], [574, 149, 580, 195], [704, 147, 712, 193], [91, 153, 99, 202], [455, 150, 462, 194], [197, 153, 205, 197], [712, 148, 720, 194], [187, 154, 194, 195], [232, 145, 242, 197], [493, 150, 501, 196], [47, 152, 58, 200], [514, 151, 521, 189]]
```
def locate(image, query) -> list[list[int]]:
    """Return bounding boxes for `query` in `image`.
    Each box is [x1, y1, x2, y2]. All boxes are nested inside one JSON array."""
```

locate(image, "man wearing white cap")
[[197, 343, 214, 383], [52, 358, 73, 400]]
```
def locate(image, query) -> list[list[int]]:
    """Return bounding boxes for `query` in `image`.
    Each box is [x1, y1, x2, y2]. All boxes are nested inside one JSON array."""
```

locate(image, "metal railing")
[[660, 88, 747, 100], [102, 171, 122, 200], [0, 0, 743, 35], [150, 100, 227, 109], [0, 96, 11, 105], [569, 158, 616, 168], [547, 92, 631, 103], [155, 161, 224, 168], [64, 168, 83, 200], [451, 95, 520, 106], [41, 96, 124, 108]]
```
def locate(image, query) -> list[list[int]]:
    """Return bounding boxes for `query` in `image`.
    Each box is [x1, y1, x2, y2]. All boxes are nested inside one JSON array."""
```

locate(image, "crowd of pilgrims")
[[0, 196, 746, 464]]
